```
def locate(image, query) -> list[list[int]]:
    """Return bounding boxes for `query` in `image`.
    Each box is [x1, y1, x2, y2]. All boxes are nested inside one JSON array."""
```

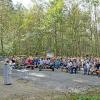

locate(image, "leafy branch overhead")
[[0, 0, 100, 56]]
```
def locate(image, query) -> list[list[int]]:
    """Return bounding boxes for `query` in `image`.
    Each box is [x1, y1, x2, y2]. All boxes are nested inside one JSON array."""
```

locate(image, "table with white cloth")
[[16, 69, 29, 79]]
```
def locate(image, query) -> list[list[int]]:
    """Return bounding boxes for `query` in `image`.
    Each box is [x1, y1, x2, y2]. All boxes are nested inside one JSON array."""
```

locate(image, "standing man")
[[3, 59, 12, 85], [73, 59, 78, 74]]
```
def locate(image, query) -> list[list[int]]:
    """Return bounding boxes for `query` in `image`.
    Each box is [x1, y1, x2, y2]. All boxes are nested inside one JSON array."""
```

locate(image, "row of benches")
[[15, 64, 100, 76]]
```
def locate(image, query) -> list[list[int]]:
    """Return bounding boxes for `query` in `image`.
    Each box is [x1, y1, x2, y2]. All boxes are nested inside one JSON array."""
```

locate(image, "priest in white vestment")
[[3, 59, 12, 85]]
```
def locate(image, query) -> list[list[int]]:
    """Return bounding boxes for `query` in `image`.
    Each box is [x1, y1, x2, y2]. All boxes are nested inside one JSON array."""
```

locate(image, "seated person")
[[61, 58, 68, 72], [95, 63, 100, 70], [33, 58, 40, 68], [54, 59, 61, 69], [39, 58, 44, 71], [45, 58, 50, 68], [25, 57, 32, 67]]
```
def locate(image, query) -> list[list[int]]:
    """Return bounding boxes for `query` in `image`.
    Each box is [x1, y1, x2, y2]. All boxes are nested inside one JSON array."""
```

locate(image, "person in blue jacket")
[[54, 59, 61, 69]]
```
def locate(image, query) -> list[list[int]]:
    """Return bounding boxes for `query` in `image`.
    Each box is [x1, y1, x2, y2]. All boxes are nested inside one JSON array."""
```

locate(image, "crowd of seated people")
[[8, 56, 100, 76]]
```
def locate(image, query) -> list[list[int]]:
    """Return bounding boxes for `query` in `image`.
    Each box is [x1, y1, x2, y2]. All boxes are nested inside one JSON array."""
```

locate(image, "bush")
[[77, 96, 100, 100]]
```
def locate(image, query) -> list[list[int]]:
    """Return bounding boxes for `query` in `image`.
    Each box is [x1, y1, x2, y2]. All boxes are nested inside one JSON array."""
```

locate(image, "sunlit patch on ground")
[[73, 78, 88, 83], [29, 73, 46, 78]]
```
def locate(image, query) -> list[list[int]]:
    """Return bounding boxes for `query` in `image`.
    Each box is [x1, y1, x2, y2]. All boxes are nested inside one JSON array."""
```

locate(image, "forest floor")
[[0, 62, 100, 100]]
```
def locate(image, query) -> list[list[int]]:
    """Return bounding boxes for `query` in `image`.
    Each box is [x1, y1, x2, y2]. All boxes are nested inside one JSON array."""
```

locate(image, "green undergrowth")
[[53, 94, 100, 100], [2, 88, 100, 100]]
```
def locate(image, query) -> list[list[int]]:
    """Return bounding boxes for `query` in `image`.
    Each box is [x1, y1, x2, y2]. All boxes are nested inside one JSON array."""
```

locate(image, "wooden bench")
[[39, 65, 54, 71], [26, 65, 35, 70], [61, 67, 68, 72]]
